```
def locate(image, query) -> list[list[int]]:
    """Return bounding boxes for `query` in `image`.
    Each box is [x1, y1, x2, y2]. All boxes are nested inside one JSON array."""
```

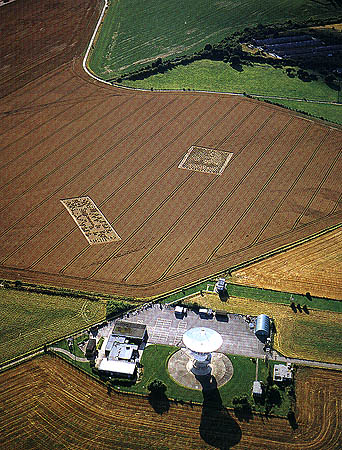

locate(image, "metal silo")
[[255, 314, 270, 338]]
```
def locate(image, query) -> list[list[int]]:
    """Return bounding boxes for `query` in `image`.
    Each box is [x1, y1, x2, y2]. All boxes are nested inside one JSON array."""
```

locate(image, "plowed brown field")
[[0, 356, 341, 450], [233, 227, 342, 299], [0, 0, 101, 98], [1, 0, 342, 298]]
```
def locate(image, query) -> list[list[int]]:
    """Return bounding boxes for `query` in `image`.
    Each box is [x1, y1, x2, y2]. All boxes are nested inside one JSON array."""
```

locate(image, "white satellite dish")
[[183, 327, 223, 376]]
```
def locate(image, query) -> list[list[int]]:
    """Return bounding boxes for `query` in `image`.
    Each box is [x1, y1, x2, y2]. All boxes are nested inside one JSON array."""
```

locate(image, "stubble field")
[[0, 0, 101, 98], [232, 226, 342, 300], [0, 355, 340, 450]]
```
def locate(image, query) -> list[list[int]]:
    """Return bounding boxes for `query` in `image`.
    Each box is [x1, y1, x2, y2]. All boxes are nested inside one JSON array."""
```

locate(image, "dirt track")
[[0, 356, 340, 450], [0, 0, 342, 298]]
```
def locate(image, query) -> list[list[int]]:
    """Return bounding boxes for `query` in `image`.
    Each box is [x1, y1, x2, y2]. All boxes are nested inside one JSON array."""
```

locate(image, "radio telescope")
[[183, 327, 223, 376]]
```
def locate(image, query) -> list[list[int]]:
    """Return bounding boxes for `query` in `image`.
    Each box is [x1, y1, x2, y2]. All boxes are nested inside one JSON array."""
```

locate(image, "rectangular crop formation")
[[178, 146, 233, 175], [61, 197, 121, 245]]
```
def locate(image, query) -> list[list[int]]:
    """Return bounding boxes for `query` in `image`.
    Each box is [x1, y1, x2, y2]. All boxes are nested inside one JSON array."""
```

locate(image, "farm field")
[[0, 287, 105, 364], [0, 355, 341, 450], [88, 0, 342, 80], [1, 0, 342, 299], [0, 0, 101, 98], [186, 293, 342, 364], [1, 58, 341, 297], [232, 227, 342, 300]]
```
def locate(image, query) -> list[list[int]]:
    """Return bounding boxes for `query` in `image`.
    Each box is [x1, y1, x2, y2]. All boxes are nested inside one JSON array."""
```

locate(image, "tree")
[[147, 379, 169, 414], [230, 55, 241, 68], [232, 395, 253, 421], [148, 379, 167, 397]]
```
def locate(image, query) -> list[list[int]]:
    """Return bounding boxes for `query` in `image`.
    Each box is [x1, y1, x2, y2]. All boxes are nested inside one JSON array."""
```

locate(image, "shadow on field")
[[148, 391, 170, 415], [198, 376, 242, 449]]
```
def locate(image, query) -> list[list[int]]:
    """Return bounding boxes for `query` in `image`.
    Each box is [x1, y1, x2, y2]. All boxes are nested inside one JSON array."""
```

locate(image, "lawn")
[[184, 293, 342, 364], [112, 344, 291, 416], [89, 0, 340, 79], [0, 287, 105, 364]]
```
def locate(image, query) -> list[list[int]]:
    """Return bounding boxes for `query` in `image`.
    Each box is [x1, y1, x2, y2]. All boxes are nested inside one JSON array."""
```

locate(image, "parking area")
[[110, 304, 266, 358]]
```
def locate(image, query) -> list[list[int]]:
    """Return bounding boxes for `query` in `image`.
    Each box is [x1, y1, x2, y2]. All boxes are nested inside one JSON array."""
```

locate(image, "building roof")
[[215, 310, 228, 316], [112, 320, 146, 340], [108, 343, 138, 361], [253, 381, 263, 395], [86, 338, 96, 353], [105, 335, 125, 354], [98, 358, 136, 375], [273, 364, 292, 381], [255, 314, 270, 336]]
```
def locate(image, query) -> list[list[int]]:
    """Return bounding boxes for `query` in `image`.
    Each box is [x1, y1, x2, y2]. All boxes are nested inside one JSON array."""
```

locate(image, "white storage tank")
[[255, 314, 270, 338]]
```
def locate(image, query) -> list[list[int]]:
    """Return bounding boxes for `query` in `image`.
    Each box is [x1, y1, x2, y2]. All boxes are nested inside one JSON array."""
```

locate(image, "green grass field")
[[89, 0, 340, 79], [0, 288, 105, 364], [124, 61, 335, 99], [286, 316, 342, 362]]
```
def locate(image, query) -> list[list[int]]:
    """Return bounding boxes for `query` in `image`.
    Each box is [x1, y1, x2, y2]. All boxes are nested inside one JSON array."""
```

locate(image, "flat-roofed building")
[[108, 343, 138, 361], [253, 381, 263, 396], [112, 320, 147, 345], [273, 364, 293, 382], [105, 335, 125, 357], [98, 359, 136, 378], [85, 338, 96, 358]]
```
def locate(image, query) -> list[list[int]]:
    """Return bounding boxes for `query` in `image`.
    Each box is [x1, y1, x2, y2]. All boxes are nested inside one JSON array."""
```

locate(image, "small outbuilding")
[[112, 320, 147, 345], [253, 381, 263, 397], [273, 364, 293, 382], [85, 338, 96, 358], [216, 278, 226, 291], [98, 359, 136, 378], [175, 306, 186, 318], [199, 308, 212, 318], [215, 310, 228, 322], [255, 314, 270, 338]]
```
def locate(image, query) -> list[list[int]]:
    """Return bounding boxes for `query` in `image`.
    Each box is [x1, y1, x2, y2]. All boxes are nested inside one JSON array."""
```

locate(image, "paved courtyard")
[[107, 304, 266, 358]]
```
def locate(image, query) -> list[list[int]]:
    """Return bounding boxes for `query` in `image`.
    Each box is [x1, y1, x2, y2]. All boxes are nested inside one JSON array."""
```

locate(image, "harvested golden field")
[[232, 227, 342, 300], [188, 293, 342, 363], [0, 355, 341, 450]]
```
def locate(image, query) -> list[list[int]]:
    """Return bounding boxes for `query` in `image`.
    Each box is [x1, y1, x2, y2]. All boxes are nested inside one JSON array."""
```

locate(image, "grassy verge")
[[89, 0, 340, 79], [183, 293, 342, 364], [0, 287, 106, 364], [262, 98, 342, 125], [54, 334, 89, 358], [111, 344, 291, 416], [224, 283, 342, 313]]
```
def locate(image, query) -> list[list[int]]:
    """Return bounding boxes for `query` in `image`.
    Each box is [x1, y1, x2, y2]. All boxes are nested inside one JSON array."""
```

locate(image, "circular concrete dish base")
[[168, 349, 233, 391]]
